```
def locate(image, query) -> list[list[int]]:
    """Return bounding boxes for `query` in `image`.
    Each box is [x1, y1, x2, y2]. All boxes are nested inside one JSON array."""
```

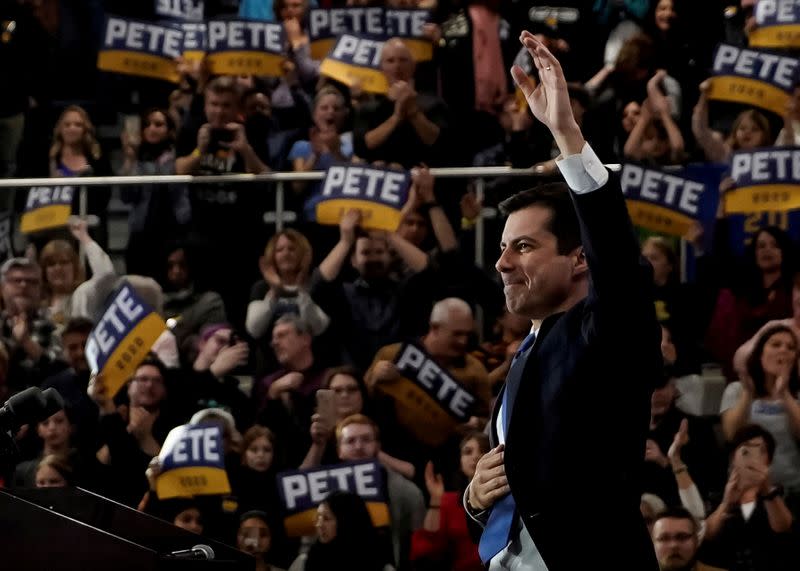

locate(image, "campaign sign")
[[277, 460, 390, 537], [309, 7, 431, 61], [707, 43, 799, 115], [179, 21, 207, 63], [725, 147, 800, 214], [620, 164, 707, 237], [316, 163, 410, 231], [319, 34, 389, 94], [155, 0, 203, 21], [98, 16, 183, 83], [378, 343, 477, 447], [156, 423, 231, 499], [205, 19, 285, 76], [85, 283, 167, 398], [751, 0, 800, 48], [19, 186, 73, 234], [384, 9, 432, 61]]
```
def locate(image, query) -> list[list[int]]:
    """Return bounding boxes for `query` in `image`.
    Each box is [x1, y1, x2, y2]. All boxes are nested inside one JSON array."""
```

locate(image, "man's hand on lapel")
[[468, 445, 510, 511]]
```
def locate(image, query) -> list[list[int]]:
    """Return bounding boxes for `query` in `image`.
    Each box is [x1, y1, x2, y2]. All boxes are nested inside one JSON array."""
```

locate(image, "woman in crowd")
[[232, 425, 282, 514], [15, 408, 74, 488], [705, 227, 795, 377], [289, 87, 353, 222], [692, 84, 772, 162], [246, 229, 329, 373], [237, 511, 286, 571], [119, 108, 190, 279], [410, 432, 489, 571], [300, 367, 415, 479], [289, 490, 395, 571], [721, 324, 800, 501], [34, 453, 74, 488], [38, 220, 113, 330], [48, 105, 111, 247]]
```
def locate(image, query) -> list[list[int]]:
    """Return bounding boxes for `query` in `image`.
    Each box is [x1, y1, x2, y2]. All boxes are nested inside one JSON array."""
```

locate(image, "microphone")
[[167, 544, 215, 560], [40, 388, 65, 422], [0, 387, 48, 432]]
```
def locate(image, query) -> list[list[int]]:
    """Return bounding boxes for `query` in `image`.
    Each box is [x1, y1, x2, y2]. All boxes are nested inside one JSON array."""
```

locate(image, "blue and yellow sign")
[[319, 34, 389, 94], [277, 460, 390, 537], [620, 164, 707, 237], [309, 7, 431, 61], [725, 147, 800, 213], [85, 283, 167, 398], [317, 163, 410, 231], [98, 16, 183, 83], [19, 186, 73, 234], [750, 0, 800, 48], [707, 43, 799, 115], [378, 343, 477, 447], [157, 423, 231, 499], [205, 19, 285, 76], [155, 0, 203, 21], [178, 21, 207, 63]]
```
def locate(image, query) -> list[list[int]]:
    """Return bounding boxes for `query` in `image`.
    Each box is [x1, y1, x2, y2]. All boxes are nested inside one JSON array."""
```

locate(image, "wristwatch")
[[759, 485, 784, 501]]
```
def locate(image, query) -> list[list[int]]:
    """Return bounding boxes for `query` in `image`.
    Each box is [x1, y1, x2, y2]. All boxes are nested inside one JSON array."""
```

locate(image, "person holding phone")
[[174, 76, 272, 324], [703, 424, 794, 571]]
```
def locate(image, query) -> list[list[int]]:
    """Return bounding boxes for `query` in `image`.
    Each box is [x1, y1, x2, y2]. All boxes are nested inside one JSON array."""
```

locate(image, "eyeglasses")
[[654, 533, 694, 543], [5, 276, 40, 286]]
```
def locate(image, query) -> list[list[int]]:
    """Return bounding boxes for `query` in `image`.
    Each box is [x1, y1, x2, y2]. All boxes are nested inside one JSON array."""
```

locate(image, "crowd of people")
[[1, 0, 800, 569]]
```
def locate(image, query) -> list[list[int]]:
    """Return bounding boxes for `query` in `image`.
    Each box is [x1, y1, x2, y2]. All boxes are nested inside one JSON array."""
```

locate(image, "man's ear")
[[572, 247, 588, 275]]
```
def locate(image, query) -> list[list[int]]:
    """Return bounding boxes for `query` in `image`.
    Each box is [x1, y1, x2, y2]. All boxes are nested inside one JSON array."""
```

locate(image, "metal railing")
[[0, 165, 622, 269]]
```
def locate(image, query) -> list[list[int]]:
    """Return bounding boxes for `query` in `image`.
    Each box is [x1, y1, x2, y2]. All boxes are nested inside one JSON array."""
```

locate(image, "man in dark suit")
[[464, 31, 662, 570]]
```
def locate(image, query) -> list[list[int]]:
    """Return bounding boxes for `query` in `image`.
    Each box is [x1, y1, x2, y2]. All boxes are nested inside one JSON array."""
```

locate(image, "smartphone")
[[210, 127, 234, 144], [228, 330, 240, 347], [124, 115, 141, 146], [316, 389, 336, 427]]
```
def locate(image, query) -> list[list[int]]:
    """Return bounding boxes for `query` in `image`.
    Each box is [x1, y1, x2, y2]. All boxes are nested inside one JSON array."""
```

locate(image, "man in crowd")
[[175, 76, 271, 324], [353, 38, 448, 168], [336, 414, 425, 571], [651, 507, 723, 571], [312, 210, 433, 371], [365, 298, 491, 471], [0, 257, 63, 391]]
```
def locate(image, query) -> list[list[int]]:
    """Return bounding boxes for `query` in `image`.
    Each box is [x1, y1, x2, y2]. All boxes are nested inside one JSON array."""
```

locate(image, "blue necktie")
[[478, 332, 536, 564]]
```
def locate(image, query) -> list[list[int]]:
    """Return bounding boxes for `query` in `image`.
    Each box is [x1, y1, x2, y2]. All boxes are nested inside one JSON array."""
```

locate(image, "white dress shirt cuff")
[[463, 484, 489, 527], [555, 142, 609, 194]]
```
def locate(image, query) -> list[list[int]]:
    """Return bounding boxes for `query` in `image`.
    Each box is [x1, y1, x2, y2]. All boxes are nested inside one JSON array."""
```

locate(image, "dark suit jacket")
[[473, 173, 662, 570]]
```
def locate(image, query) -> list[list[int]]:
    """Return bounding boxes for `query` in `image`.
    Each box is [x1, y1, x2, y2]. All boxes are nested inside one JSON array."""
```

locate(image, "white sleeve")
[[555, 142, 609, 194], [84, 240, 115, 277]]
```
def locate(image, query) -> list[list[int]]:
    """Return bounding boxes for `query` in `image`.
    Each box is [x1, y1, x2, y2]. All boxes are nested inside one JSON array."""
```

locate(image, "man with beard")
[[651, 508, 723, 571], [311, 210, 433, 371]]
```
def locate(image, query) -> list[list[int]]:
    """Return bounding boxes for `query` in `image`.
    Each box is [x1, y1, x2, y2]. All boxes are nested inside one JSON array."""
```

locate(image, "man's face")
[[428, 312, 474, 360], [167, 249, 190, 289], [351, 236, 390, 281], [128, 364, 166, 409], [496, 206, 579, 319], [380, 40, 415, 84], [204, 90, 239, 128], [652, 517, 698, 571], [271, 322, 309, 366], [62, 331, 89, 372], [2, 267, 42, 314], [397, 212, 428, 247], [338, 423, 379, 461]]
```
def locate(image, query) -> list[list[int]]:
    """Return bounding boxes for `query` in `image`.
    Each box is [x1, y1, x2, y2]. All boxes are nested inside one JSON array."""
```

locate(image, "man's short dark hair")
[[498, 183, 582, 255], [62, 317, 94, 338], [205, 76, 239, 98], [652, 506, 698, 536], [731, 423, 776, 462]]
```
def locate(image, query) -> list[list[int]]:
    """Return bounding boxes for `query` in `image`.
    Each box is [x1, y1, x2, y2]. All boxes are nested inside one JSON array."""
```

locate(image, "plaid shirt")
[[1, 309, 63, 389]]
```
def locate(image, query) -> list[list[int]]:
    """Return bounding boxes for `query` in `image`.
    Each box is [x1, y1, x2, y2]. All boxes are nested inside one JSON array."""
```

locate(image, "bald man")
[[353, 38, 448, 168]]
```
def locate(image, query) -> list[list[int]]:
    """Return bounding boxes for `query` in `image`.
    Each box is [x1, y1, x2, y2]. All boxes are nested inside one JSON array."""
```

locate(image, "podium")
[[0, 487, 254, 570]]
